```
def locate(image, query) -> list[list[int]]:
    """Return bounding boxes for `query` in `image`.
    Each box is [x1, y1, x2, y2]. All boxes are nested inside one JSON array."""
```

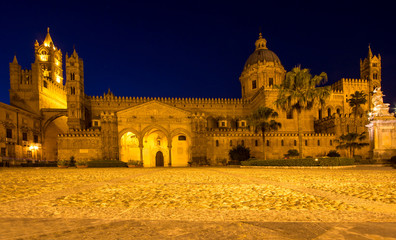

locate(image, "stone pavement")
[[0, 166, 395, 239], [1, 218, 395, 239]]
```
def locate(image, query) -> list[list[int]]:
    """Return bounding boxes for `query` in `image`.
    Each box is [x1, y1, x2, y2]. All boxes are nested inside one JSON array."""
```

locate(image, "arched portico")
[[119, 131, 141, 163], [118, 125, 191, 167], [142, 128, 170, 167]]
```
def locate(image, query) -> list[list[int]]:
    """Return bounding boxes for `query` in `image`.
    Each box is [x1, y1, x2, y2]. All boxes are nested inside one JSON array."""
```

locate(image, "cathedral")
[[0, 29, 391, 167]]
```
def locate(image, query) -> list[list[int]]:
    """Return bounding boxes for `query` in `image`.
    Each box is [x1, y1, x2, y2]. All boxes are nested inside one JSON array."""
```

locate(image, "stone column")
[[168, 145, 172, 167], [139, 144, 144, 166]]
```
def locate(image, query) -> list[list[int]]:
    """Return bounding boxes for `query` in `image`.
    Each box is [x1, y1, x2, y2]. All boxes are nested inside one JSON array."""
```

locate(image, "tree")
[[347, 91, 367, 133], [228, 145, 250, 164], [249, 107, 281, 160], [275, 66, 331, 158], [336, 132, 369, 158]]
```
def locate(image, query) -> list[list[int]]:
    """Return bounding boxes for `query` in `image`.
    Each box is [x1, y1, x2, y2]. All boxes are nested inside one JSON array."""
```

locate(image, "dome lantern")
[[255, 33, 268, 50]]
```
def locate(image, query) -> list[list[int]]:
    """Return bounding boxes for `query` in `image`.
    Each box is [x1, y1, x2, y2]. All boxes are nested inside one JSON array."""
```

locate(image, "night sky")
[[1, 1, 396, 110]]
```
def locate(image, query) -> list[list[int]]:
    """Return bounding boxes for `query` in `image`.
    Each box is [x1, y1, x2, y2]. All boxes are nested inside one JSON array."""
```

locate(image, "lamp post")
[[29, 144, 39, 162]]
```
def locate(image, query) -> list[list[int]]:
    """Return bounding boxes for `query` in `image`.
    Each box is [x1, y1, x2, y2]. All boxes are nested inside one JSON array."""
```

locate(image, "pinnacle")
[[12, 55, 18, 64]]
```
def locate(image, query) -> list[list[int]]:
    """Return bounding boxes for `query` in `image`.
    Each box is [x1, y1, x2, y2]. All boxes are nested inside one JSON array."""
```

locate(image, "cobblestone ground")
[[0, 166, 395, 239]]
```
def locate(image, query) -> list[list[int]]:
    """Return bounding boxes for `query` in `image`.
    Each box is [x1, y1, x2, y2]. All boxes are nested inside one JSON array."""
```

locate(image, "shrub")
[[229, 145, 250, 164], [76, 159, 88, 166], [241, 157, 354, 166], [69, 156, 76, 167], [284, 149, 299, 158], [327, 150, 341, 157], [358, 158, 376, 164], [128, 160, 143, 166], [57, 159, 70, 167], [87, 159, 127, 168]]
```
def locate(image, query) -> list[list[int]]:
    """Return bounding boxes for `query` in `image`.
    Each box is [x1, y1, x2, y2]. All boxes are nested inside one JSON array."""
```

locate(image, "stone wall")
[[58, 129, 102, 161]]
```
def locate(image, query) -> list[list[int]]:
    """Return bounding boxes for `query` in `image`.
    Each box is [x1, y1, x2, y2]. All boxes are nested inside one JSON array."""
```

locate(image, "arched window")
[[318, 140, 320, 146], [230, 140, 232, 146], [241, 140, 245, 146], [255, 140, 258, 146], [178, 135, 186, 141], [266, 140, 270, 146], [216, 140, 219, 147], [294, 140, 297, 146], [252, 80, 257, 89], [337, 108, 341, 115], [330, 140, 333, 146], [71, 87, 76, 95], [373, 73, 378, 79], [281, 140, 284, 146], [328, 108, 331, 117], [305, 140, 308, 146], [318, 109, 322, 119], [269, 78, 274, 87]]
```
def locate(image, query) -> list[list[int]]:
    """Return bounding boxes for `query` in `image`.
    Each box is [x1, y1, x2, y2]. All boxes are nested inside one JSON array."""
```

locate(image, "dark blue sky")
[[1, 1, 396, 109]]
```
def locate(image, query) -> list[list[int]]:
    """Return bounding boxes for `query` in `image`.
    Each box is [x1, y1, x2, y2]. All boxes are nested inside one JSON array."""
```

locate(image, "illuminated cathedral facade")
[[1, 29, 393, 166]]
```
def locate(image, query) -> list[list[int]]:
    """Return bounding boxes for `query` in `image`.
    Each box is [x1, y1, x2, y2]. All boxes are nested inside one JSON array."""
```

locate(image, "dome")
[[243, 33, 281, 68]]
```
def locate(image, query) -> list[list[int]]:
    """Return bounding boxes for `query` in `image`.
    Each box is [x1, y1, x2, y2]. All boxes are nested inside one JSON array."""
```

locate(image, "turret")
[[65, 48, 86, 129]]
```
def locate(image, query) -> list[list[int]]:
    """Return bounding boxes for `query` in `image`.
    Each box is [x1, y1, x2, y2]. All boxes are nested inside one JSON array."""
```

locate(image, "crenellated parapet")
[[341, 78, 368, 84], [89, 95, 248, 105], [60, 128, 101, 137]]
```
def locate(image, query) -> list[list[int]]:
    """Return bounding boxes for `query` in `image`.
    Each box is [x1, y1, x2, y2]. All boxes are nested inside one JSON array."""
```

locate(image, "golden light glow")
[[29, 145, 38, 151], [56, 76, 61, 83], [40, 55, 48, 61]]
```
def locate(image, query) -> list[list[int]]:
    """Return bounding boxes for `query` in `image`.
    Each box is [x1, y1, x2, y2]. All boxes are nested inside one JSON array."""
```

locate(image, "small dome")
[[243, 33, 281, 68]]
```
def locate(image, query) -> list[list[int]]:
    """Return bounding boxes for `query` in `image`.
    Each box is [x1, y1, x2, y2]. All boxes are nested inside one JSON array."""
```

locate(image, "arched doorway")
[[142, 128, 169, 167], [120, 132, 140, 163], [155, 151, 164, 167], [43, 116, 68, 161]]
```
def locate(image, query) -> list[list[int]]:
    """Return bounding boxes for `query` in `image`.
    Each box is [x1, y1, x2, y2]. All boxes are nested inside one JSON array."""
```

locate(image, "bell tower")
[[9, 28, 67, 113], [360, 45, 382, 90], [360, 45, 381, 111], [65, 48, 86, 129]]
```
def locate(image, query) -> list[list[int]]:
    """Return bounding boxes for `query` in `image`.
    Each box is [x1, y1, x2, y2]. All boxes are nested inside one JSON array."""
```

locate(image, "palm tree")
[[347, 91, 367, 133], [336, 132, 369, 158], [275, 66, 331, 158], [249, 107, 281, 160]]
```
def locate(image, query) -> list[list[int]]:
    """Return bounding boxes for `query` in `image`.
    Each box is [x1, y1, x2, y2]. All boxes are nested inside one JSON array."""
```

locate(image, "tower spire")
[[43, 27, 54, 47], [12, 55, 18, 64], [368, 44, 373, 58]]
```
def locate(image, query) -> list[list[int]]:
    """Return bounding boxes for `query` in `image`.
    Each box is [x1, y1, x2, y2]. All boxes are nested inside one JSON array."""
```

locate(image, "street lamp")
[[29, 145, 39, 162]]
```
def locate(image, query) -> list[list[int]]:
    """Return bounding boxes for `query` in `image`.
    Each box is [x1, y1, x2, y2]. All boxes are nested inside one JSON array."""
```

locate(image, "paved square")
[[0, 166, 395, 239]]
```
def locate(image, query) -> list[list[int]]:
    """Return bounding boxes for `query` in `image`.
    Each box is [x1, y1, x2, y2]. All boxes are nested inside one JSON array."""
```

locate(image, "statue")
[[369, 87, 393, 120]]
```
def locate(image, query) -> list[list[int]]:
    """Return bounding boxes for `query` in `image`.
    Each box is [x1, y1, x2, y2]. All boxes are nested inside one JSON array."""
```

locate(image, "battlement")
[[89, 95, 249, 105], [331, 89, 343, 94], [208, 130, 334, 138], [60, 128, 101, 137], [341, 78, 368, 84]]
